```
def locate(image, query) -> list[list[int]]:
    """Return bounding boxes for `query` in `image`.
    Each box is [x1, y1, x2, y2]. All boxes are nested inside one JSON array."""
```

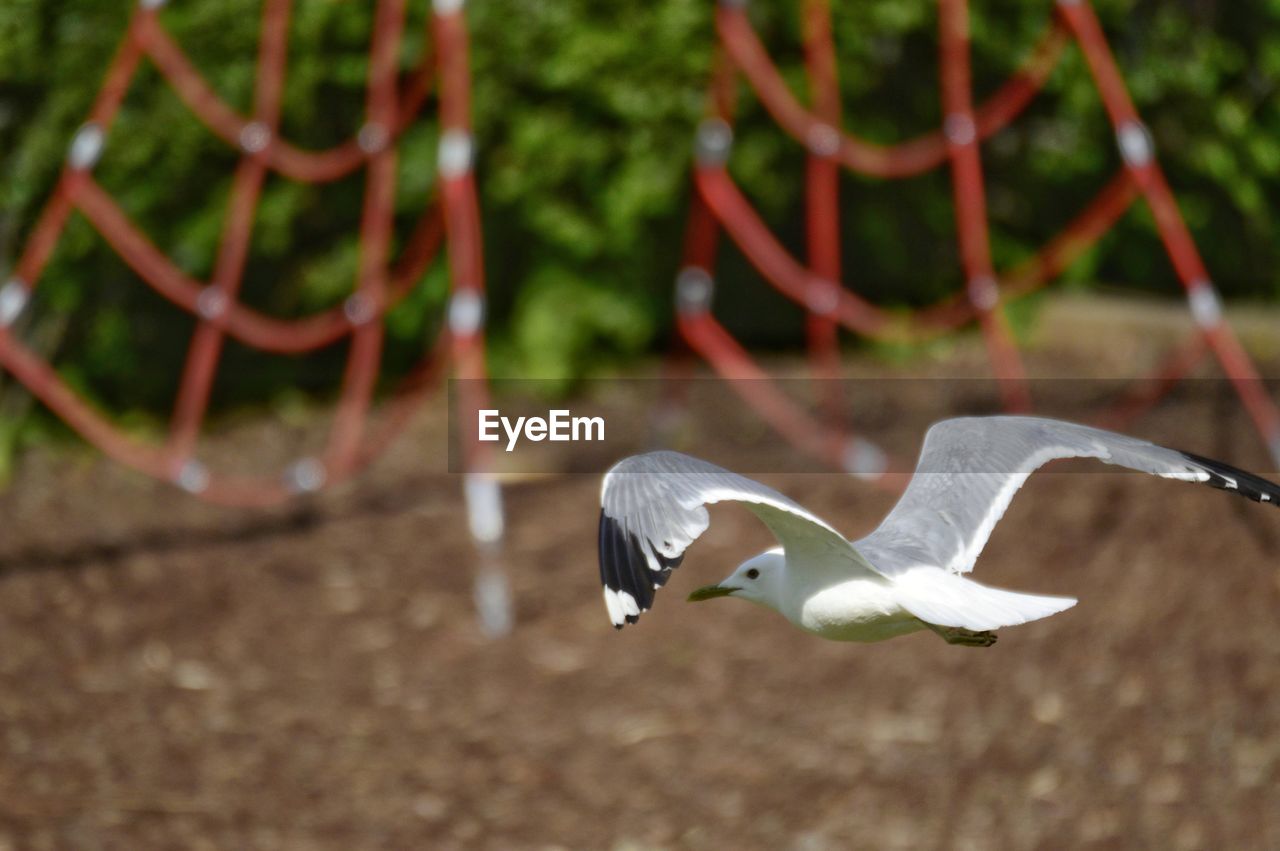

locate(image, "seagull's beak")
[[687, 583, 739, 602]]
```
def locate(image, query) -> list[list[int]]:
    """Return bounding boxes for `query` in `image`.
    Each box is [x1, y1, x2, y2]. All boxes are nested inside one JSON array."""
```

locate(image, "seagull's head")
[[687, 547, 786, 610]]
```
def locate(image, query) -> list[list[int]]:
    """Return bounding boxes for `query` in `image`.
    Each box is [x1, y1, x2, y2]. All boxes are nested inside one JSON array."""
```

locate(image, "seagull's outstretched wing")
[[856, 416, 1280, 576], [599, 451, 877, 628]]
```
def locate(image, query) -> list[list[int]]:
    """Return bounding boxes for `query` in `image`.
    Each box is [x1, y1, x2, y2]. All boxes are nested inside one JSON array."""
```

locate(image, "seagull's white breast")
[[789, 577, 925, 643]]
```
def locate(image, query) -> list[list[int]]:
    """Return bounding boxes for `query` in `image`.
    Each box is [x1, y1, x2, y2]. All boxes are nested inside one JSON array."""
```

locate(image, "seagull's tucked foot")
[[925, 622, 998, 647]]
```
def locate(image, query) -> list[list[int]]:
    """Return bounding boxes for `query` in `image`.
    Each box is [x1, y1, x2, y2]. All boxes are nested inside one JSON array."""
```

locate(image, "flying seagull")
[[597, 416, 1279, 646]]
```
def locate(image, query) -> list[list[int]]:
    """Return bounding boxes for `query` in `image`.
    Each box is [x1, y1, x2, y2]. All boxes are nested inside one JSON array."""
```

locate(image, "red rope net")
[[673, 0, 1280, 483], [0, 0, 498, 516]]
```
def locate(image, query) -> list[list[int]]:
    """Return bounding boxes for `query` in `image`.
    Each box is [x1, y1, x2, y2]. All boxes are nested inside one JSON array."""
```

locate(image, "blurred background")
[[4, 0, 1280, 409], [1, 0, 1279, 848]]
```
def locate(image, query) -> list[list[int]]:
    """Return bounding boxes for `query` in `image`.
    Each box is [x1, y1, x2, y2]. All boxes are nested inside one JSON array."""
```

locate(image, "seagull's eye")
[[746, 568, 760, 580]]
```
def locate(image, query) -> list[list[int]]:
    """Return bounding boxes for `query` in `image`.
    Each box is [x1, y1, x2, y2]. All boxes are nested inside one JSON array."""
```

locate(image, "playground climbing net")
[[0, 0, 509, 629], [672, 0, 1280, 484]]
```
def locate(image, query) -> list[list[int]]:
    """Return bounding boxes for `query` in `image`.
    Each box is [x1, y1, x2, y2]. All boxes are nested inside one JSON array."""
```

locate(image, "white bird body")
[[716, 543, 1076, 644], [793, 579, 924, 643], [732, 548, 922, 642], [597, 416, 1280, 646]]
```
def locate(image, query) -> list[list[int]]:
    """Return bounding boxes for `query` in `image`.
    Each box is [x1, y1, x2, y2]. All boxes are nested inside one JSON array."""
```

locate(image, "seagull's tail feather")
[[892, 570, 1077, 632]]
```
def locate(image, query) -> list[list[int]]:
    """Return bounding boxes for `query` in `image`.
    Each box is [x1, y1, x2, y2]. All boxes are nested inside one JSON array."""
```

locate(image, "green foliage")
[[500, 266, 657, 391], [470, 0, 710, 378], [1, 0, 1279, 422]]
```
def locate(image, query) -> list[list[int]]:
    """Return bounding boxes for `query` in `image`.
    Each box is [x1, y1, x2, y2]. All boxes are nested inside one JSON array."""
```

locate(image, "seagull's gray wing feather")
[[599, 451, 878, 628], [856, 416, 1280, 577]]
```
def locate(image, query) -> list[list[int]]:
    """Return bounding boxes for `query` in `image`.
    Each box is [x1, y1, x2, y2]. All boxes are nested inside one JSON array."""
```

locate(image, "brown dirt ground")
[[1, 321, 1279, 850]]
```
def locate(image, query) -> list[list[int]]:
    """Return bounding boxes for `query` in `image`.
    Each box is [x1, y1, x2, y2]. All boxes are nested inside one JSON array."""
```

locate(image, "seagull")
[[597, 416, 1279, 646]]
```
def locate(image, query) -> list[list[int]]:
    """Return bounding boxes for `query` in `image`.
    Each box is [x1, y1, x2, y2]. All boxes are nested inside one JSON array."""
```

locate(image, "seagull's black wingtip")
[[1179, 450, 1280, 507], [598, 510, 662, 628]]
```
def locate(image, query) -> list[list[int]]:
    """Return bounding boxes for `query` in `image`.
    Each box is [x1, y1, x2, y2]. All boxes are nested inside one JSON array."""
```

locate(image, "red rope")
[[1057, 0, 1280, 455], [0, 0, 496, 505], [675, 0, 1280, 483], [696, 162, 1137, 345], [938, 0, 1030, 411], [166, 0, 294, 470], [695, 165, 894, 338], [323, 0, 406, 478], [434, 6, 491, 478], [800, 0, 847, 428], [72, 178, 443, 353], [136, 14, 435, 184], [679, 310, 903, 490], [1090, 334, 1208, 434], [717, 5, 1069, 179]]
